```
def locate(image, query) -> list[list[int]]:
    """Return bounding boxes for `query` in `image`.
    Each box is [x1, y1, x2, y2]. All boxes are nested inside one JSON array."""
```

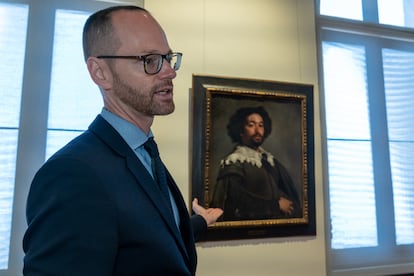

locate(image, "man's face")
[[240, 113, 265, 149], [107, 10, 177, 117]]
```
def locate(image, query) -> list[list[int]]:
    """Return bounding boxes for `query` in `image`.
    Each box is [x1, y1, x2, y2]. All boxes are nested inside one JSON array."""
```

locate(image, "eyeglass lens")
[[144, 54, 181, 74]]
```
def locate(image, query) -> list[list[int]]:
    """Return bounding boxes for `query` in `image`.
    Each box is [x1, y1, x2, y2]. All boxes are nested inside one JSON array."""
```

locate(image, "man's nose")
[[159, 58, 177, 79]]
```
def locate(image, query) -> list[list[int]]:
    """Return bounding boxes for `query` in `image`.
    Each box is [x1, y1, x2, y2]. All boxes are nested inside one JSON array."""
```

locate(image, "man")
[[23, 5, 222, 276], [209, 106, 301, 221]]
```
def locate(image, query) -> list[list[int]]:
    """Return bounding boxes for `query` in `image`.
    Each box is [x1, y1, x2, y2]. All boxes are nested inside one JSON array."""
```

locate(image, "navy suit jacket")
[[23, 115, 206, 275]]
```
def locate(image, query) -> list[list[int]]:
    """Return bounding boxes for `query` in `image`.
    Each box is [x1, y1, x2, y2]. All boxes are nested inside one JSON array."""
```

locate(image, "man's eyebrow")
[[247, 118, 264, 122], [140, 49, 173, 54]]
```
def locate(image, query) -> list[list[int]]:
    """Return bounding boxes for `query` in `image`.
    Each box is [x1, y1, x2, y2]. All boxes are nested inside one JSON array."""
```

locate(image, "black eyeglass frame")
[[96, 52, 183, 75]]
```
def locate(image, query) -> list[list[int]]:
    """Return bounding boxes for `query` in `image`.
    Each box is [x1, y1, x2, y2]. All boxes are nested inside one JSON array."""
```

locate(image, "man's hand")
[[279, 197, 294, 215], [192, 198, 223, 226]]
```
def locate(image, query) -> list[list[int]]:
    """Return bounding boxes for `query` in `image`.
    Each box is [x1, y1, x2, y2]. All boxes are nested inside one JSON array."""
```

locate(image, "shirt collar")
[[100, 108, 152, 150]]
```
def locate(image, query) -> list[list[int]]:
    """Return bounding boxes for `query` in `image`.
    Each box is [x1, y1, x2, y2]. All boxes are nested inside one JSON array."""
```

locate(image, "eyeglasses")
[[96, 52, 183, 75]]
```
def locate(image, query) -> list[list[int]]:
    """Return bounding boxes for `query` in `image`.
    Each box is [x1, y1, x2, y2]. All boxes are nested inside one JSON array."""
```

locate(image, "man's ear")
[[86, 57, 112, 90]]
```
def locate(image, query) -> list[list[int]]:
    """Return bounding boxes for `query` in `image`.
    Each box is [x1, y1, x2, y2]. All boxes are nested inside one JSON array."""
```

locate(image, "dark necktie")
[[144, 138, 174, 216]]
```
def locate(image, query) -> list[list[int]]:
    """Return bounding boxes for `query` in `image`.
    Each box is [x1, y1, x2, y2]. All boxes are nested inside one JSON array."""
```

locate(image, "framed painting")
[[190, 75, 315, 241]]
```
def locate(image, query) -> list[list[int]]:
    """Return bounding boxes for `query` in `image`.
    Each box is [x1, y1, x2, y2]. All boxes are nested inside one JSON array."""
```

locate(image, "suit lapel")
[[88, 116, 191, 264], [164, 169, 195, 265], [125, 154, 182, 233]]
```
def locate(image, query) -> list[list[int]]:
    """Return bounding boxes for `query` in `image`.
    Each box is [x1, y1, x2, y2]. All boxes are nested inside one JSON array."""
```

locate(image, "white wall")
[[145, 0, 326, 275]]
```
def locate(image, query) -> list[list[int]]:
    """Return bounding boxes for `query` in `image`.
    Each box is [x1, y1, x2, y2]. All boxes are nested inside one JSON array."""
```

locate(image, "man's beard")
[[245, 134, 263, 149], [112, 71, 175, 116]]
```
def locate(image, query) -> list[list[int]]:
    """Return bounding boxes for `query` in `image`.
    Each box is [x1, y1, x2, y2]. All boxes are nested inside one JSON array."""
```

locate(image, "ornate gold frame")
[[190, 75, 315, 241]]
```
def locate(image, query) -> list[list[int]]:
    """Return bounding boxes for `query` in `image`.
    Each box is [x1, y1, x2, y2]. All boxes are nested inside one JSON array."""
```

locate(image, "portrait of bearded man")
[[209, 106, 301, 221]]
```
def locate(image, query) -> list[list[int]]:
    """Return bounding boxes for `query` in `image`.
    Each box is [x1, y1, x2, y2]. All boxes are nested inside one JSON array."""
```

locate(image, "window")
[[318, 0, 414, 275], [46, 9, 103, 159], [0, 1, 143, 275], [0, 2, 28, 270]]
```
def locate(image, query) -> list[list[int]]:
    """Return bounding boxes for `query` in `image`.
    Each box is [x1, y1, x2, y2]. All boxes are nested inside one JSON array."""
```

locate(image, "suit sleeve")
[[23, 157, 118, 275], [190, 215, 207, 242]]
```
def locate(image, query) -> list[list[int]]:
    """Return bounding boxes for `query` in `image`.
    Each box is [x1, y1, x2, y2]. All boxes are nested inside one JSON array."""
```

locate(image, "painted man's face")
[[240, 113, 265, 149]]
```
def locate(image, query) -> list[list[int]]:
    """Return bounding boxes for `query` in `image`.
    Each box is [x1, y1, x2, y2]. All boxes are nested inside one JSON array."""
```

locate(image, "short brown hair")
[[82, 5, 148, 61]]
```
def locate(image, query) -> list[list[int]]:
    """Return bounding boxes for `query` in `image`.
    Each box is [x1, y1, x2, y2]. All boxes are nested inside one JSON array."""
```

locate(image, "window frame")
[[317, 1, 414, 275]]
